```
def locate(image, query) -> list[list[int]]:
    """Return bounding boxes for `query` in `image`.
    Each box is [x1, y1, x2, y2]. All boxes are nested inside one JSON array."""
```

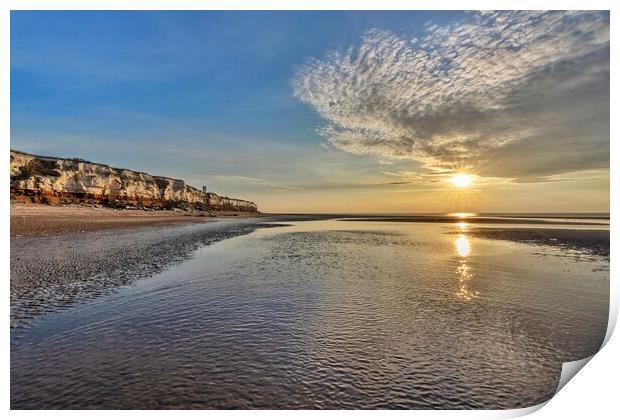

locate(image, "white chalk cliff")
[[10, 150, 258, 212]]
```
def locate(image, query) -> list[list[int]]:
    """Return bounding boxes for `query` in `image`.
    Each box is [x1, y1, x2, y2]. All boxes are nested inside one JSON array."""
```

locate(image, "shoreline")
[[337, 215, 608, 226], [10, 214, 287, 330], [459, 226, 610, 258], [10, 201, 265, 237], [12, 202, 610, 238], [10, 207, 609, 329]]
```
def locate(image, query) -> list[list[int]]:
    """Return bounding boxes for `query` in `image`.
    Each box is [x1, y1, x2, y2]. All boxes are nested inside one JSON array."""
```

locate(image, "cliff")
[[10, 150, 258, 213]]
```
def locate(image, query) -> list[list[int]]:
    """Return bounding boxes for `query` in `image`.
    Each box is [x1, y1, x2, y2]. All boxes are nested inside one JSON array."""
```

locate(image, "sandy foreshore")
[[339, 215, 609, 226], [11, 208, 609, 330], [460, 227, 610, 257], [340, 214, 610, 257], [11, 214, 609, 409], [11, 201, 263, 237], [10, 214, 292, 329]]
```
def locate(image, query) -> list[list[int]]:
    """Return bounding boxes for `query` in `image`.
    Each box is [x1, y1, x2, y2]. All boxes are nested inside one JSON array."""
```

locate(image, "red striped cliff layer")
[[10, 150, 258, 213]]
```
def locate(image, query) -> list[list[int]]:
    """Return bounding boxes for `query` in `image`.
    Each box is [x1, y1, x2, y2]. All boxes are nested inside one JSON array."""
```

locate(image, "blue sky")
[[11, 11, 609, 212], [11, 11, 461, 145]]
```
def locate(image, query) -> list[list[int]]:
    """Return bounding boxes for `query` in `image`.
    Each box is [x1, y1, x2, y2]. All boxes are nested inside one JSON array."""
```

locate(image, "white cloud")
[[293, 11, 609, 179]]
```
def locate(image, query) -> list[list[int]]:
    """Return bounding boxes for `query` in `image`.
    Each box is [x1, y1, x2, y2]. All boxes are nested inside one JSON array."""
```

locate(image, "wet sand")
[[338, 214, 609, 257], [10, 209, 609, 330], [339, 214, 609, 226], [11, 219, 609, 409], [457, 227, 610, 257], [10, 209, 310, 329], [10, 201, 263, 237], [10, 209, 610, 408]]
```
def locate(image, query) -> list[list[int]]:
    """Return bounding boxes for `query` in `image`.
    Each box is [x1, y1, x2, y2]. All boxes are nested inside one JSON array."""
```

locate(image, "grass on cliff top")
[[12, 157, 61, 181]]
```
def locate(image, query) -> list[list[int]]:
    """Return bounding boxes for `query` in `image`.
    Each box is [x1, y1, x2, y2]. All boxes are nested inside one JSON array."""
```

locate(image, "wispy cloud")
[[293, 11, 609, 180]]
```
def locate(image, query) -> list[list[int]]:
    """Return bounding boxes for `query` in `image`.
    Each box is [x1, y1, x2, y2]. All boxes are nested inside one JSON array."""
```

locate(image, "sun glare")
[[451, 173, 472, 188], [455, 234, 471, 257]]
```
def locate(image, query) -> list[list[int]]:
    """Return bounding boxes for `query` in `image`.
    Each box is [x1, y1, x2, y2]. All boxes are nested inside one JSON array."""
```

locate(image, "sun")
[[451, 173, 472, 188]]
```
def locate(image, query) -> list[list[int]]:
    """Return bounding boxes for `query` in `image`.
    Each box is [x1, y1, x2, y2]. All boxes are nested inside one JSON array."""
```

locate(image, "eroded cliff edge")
[[10, 150, 258, 213]]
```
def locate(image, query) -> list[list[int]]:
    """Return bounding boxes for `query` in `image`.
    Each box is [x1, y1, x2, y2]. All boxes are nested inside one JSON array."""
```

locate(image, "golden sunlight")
[[451, 173, 472, 188]]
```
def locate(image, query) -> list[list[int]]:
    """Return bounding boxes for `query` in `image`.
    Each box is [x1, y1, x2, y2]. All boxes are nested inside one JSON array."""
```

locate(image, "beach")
[[10, 204, 284, 330], [462, 227, 610, 257], [10, 201, 262, 237], [11, 207, 609, 330], [10, 209, 610, 409]]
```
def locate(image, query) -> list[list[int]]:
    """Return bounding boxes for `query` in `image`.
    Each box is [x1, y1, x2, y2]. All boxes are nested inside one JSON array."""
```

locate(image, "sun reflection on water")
[[456, 222, 469, 230], [454, 234, 479, 301], [455, 234, 471, 257]]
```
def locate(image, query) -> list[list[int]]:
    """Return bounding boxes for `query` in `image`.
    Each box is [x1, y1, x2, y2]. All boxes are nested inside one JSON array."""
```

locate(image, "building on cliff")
[[9, 150, 258, 213]]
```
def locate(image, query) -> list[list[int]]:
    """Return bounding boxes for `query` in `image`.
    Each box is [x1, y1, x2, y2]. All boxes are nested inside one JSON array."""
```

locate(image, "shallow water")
[[11, 220, 609, 409]]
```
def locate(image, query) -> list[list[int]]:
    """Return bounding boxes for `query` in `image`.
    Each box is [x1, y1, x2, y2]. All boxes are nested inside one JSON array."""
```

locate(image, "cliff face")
[[10, 150, 258, 213]]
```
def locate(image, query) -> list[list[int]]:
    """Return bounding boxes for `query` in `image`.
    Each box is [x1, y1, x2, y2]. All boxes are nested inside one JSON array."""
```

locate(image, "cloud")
[[293, 11, 609, 180]]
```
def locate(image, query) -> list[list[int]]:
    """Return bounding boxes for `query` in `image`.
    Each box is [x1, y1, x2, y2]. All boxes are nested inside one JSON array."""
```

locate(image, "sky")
[[11, 11, 609, 213]]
